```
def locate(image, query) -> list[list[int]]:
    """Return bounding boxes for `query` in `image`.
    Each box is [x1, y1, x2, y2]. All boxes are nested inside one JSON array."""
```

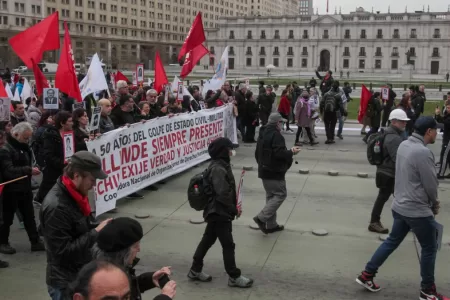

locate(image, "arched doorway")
[[319, 50, 330, 71]]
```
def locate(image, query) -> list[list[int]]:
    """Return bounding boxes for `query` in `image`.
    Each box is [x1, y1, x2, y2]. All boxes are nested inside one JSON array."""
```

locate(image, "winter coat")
[[376, 125, 405, 178], [127, 260, 170, 300], [278, 96, 291, 115], [398, 104, 416, 133], [205, 90, 221, 108], [0, 134, 33, 194], [435, 112, 450, 143], [255, 125, 293, 180], [258, 93, 273, 114], [234, 90, 247, 117], [148, 102, 164, 119], [10, 112, 28, 126], [368, 97, 383, 128], [110, 105, 136, 128], [315, 71, 333, 95], [39, 178, 98, 289], [27, 105, 42, 130], [99, 115, 115, 134], [295, 98, 311, 128], [32, 124, 54, 168], [73, 126, 89, 152], [41, 126, 65, 183], [244, 100, 259, 126]]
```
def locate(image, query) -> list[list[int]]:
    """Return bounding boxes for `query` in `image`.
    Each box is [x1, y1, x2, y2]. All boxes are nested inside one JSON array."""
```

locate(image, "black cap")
[[208, 137, 234, 159], [69, 151, 108, 180], [414, 116, 444, 135], [97, 217, 143, 252]]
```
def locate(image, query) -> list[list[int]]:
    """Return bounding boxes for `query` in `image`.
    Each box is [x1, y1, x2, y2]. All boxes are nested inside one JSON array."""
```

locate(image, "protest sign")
[[381, 87, 389, 101], [87, 104, 236, 216], [90, 107, 101, 131], [63, 131, 74, 163]]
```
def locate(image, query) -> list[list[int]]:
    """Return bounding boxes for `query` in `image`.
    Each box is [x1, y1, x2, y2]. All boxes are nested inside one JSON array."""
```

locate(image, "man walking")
[[435, 103, 450, 179], [320, 81, 344, 144], [368, 109, 408, 234], [188, 138, 253, 288], [356, 116, 448, 300], [254, 113, 300, 234]]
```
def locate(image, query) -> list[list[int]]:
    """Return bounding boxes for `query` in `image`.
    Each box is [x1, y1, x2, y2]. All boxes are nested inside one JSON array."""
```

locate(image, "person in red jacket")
[[278, 89, 293, 133]]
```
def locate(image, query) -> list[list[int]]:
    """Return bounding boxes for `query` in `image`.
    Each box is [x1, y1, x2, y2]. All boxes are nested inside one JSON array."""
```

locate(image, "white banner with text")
[[87, 104, 236, 216]]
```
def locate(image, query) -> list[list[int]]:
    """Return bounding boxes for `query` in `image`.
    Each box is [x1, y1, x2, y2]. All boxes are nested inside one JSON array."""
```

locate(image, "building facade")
[[1, 0, 254, 69], [299, 0, 313, 15], [205, 8, 450, 75]]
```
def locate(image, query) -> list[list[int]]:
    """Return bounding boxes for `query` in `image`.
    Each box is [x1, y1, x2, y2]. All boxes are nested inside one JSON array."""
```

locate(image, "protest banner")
[[87, 104, 236, 216]]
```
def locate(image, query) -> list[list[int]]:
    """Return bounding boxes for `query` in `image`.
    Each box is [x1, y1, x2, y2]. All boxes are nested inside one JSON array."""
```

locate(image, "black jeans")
[[191, 220, 241, 279], [323, 111, 337, 140], [295, 127, 313, 143], [244, 125, 256, 142], [370, 173, 395, 223], [438, 140, 450, 177], [381, 106, 392, 127], [0, 191, 39, 244]]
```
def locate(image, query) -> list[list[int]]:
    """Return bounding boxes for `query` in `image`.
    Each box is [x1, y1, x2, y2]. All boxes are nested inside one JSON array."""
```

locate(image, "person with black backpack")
[[366, 109, 409, 234], [187, 137, 254, 288], [320, 80, 345, 144], [362, 92, 383, 144]]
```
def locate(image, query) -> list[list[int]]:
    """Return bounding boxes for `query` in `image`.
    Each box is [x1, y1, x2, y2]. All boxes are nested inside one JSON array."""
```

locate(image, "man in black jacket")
[[254, 113, 300, 234], [258, 85, 275, 126], [147, 89, 164, 119], [110, 94, 136, 128], [92, 217, 176, 300], [315, 68, 333, 96], [320, 81, 344, 144], [436, 103, 450, 179], [40, 151, 111, 300], [188, 137, 253, 288], [0, 122, 44, 255]]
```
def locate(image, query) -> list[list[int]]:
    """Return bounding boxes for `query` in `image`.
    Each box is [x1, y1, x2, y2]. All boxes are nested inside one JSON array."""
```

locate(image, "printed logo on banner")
[[87, 105, 235, 216], [90, 106, 102, 131]]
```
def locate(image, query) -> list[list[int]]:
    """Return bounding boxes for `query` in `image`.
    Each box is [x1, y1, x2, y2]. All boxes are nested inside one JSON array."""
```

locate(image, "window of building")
[[229, 30, 234, 39], [301, 59, 307, 68], [288, 30, 294, 38], [75, 0, 83, 6], [259, 57, 265, 67], [343, 47, 350, 55], [432, 47, 439, 57], [62, 9, 70, 17], [0, 1, 7, 11], [288, 47, 294, 55], [359, 59, 365, 69], [260, 30, 266, 39], [75, 11, 83, 19], [287, 58, 293, 67], [247, 30, 252, 38], [377, 29, 382, 38], [100, 3, 106, 10], [410, 47, 416, 56], [360, 29, 366, 38], [410, 28, 417, 37], [375, 47, 382, 56], [273, 58, 279, 67], [15, 17, 25, 26], [344, 29, 350, 38], [434, 28, 440, 38], [246, 46, 252, 55], [302, 47, 308, 55], [31, 5, 41, 14], [88, 1, 95, 8], [259, 46, 265, 55], [393, 29, 399, 38], [14, 2, 25, 12], [303, 29, 308, 38], [323, 30, 329, 38], [246, 57, 252, 66], [359, 47, 366, 56], [375, 60, 381, 69], [391, 60, 398, 69], [343, 59, 349, 68], [88, 13, 95, 21], [0, 16, 8, 24]]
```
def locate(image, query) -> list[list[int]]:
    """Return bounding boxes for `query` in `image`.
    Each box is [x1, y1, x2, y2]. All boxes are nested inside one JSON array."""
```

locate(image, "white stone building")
[[205, 8, 450, 75]]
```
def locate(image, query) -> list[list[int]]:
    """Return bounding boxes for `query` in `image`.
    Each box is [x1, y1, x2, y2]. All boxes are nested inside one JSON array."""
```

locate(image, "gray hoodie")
[[391, 133, 438, 218]]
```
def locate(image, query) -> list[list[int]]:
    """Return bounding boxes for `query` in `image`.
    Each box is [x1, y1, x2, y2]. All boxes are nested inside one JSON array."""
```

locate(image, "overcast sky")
[[314, 0, 449, 15]]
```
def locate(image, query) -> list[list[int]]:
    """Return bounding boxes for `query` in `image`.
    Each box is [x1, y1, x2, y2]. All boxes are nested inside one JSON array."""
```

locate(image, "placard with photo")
[[90, 107, 101, 131], [72, 102, 86, 111], [43, 88, 59, 110], [177, 82, 183, 102], [63, 131, 75, 163], [136, 64, 144, 84]]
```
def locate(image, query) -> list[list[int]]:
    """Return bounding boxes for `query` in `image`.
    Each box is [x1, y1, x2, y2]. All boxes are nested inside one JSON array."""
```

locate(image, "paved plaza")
[[1, 124, 450, 300]]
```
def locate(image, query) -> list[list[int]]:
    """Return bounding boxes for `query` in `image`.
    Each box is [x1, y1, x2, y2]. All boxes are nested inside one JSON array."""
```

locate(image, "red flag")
[[358, 85, 372, 124], [0, 184, 4, 196], [0, 80, 8, 97], [55, 22, 82, 102], [178, 12, 206, 61], [115, 71, 130, 83], [180, 44, 209, 79], [9, 12, 60, 69], [31, 58, 49, 97], [154, 52, 168, 94]]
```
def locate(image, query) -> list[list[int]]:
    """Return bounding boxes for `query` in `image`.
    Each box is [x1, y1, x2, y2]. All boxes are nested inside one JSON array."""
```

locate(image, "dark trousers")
[[0, 191, 39, 244], [191, 220, 241, 279], [381, 107, 392, 127], [35, 172, 58, 204], [244, 125, 256, 142], [236, 117, 245, 139], [371, 173, 395, 223], [295, 127, 313, 143], [438, 140, 450, 176], [323, 111, 337, 140], [279, 113, 290, 130], [260, 111, 270, 126]]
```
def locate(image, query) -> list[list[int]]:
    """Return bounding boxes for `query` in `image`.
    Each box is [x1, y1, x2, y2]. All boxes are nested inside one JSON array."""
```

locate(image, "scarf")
[[62, 175, 91, 216], [301, 97, 311, 118]]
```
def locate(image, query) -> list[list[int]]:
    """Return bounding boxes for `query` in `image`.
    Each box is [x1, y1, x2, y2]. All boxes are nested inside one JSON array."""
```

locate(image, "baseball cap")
[[414, 116, 443, 135], [69, 151, 108, 180], [388, 109, 410, 121], [268, 112, 287, 125]]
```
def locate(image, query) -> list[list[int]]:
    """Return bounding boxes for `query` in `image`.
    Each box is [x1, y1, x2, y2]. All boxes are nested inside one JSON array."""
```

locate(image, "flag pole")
[[0, 175, 28, 186]]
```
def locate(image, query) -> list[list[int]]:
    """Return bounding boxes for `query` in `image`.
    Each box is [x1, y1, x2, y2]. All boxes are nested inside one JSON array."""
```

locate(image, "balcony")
[[288, 35, 294, 39], [301, 51, 308, 56], [432, 52, 440, 57], [273, 51, 279, 56], [247, 35, 252, 39], [433, 34, 441, 38], [274, 34, 280, 39], [391, 52, 399, 57], [287, 51, 294, 56], [410, 33, 417, 38], [323, 34, 329, 39], [410, 52, 416, 57], [376, 34, 383, 38], [375, 51, 382, 57], [260, 34, 266, 39], [360, 34, 367, 39], [245, 51, 252, 55], [259, 51, 266, 56], [359, 52, 366, 57], [229, 34, 235, 39], [392, 34, 400, 39], [344, 34, 351, 39], [343, 52, 350, 56]]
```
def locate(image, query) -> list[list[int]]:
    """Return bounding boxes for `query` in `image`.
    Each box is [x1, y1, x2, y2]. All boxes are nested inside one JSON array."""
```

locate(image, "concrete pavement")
[[1, 124, 450, 300]]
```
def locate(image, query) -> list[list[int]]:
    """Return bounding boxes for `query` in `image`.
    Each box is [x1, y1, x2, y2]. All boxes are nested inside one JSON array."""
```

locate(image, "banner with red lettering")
[[87, 104, 234, 216]]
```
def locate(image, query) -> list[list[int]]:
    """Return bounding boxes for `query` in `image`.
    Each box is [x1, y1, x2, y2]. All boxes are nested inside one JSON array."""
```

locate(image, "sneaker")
[[325, 140, 330, 144], [126, 192, 144, 199], [420, 284, 450, 300], [0, 260, 8, 268], [187, 269, 212, 282], [253, 216, 268, 234], [228, 275, 254, 288], [310, 141, 319, 146], [368, 222, 389, 234], [0, 244, 16, 255], [267, 225, 284, 233], [144, 185, 158, 191], [356, 271, 381, 292], [31, 241, 46, 252], [337, 134, 344, 140], [33, 200, 42, 209]]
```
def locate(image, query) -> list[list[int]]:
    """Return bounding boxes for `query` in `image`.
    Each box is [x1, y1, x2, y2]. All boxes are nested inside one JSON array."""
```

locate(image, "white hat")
[[389, 109, 410, 121], [116, 80, 128, 89]]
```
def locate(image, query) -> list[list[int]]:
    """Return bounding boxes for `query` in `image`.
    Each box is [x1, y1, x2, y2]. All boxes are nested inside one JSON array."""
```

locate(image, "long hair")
[[399, 93, 411, 109], [72, 108, 86, 129]]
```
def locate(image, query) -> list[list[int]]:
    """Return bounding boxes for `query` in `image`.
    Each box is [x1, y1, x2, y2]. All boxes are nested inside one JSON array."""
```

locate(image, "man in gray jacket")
[[368, 109, 409, 234], [356, 116, 447, 300]]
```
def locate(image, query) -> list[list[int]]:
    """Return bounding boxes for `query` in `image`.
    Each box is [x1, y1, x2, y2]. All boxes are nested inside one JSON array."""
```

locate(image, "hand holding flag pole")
[[0, 176, 28, 195]]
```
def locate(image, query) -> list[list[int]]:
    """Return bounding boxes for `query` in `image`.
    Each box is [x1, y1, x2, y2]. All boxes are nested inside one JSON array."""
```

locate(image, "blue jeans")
[[48, 286, 66, 300], [337, 112, 344, 135], [365, 210, 437, 290]]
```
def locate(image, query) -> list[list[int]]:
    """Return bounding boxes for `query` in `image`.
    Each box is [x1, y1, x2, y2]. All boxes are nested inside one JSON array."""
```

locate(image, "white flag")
[[202, 46, 229, 96], [148, 78, 153, 86], [21, 78, 33, 103], [13, 87, 20, 101], [172, 76, 194, 100], [5, 84, 13, 99], [79, 53, 110, 99]]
